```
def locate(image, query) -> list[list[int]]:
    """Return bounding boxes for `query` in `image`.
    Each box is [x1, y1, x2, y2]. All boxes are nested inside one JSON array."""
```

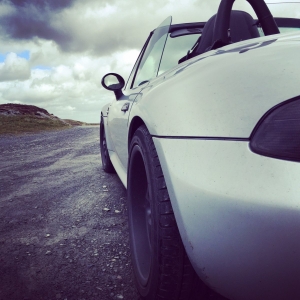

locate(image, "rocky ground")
[[0, 126, 226, 300], [0, 126, 139, 300]]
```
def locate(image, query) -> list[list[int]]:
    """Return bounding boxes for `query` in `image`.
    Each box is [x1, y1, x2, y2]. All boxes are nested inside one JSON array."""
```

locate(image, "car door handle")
[[121, 102, 130, 112]]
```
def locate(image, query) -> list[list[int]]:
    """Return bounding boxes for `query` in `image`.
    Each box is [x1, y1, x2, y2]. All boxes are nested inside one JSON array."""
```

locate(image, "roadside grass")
[[0, 115, 72, 135], [63, 119, 86, 126], [56, 119, 99, 126]]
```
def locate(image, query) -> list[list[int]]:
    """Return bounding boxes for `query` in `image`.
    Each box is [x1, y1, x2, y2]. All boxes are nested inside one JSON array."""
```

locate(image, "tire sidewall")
[[128, 128, 160, 299], [100, 117, 107, 169], [100, 117, 114, 173]]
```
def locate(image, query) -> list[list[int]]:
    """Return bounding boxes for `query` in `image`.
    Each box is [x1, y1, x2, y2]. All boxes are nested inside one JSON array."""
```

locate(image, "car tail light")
[[250, 96, 300, 162]]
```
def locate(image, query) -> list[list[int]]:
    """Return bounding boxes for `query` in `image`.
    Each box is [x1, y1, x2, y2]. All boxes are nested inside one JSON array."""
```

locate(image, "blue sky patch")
[[0, 53, 6, 63], [17, 50, 30, 60], [0, 50, 30, 62], [33, 65, 52, 70]]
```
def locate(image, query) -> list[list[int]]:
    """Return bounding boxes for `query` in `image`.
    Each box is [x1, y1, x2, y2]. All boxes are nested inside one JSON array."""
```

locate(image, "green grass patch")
[[63, 119, 86, 126], [0, 115, 71, 135]]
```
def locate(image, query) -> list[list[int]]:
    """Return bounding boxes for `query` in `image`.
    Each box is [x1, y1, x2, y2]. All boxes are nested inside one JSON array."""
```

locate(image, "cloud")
[[7, 0, 75, 10], [1, 0, 296, 57], [0, 52, 30, 81], [1, 0, 300, 56], [48, 0, 221, 55], [0, 0, 225, 55], [0, 47, 139, 122], [0, 0, 299, 123], [0, 0, 77, 48]]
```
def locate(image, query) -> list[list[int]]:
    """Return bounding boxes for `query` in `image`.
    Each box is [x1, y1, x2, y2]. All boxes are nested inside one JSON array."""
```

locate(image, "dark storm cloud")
[[0, 0, 77, 48], [0, 0, 153, 55], [6, 0, 75, 10]]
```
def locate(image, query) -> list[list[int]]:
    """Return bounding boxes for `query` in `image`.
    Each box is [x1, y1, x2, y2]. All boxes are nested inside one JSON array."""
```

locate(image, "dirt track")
[[0, 126, 227, 300], [0, 126, 140, 300]]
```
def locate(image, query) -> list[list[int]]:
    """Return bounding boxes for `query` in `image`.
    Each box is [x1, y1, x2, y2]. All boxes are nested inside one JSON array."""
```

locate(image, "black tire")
[[100, 116, 115, 173], [127, 125, 197, 300]]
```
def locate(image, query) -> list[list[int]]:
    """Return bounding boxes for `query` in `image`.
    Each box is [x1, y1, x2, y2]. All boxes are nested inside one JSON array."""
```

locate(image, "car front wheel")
[[100, 116, 115, 173]]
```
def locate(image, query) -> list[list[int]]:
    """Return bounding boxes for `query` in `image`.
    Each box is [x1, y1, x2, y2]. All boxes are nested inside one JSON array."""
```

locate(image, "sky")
[[0, 0, 299, 122]]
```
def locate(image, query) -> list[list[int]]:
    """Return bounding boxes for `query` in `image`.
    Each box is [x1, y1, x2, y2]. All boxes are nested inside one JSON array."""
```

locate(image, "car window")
[[158, 33, 200, 75], [133, 16, 171, 88], [279, 27, 300, 33], [258, 26, 300, 36]]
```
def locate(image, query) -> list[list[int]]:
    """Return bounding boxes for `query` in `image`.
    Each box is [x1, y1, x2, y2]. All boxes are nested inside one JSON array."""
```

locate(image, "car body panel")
[[101, 103, 128, 186], [129, 32, 300, 138], [108, 149, 127, 187], [106, 32, 300, 181], [153, 137, 300, 300], [103, 87, 144, 169], [107, 99, 132, 167]]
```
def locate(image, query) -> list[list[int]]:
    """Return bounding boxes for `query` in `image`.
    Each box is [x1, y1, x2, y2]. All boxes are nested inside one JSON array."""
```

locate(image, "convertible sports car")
[[100, 0, 300, 299]]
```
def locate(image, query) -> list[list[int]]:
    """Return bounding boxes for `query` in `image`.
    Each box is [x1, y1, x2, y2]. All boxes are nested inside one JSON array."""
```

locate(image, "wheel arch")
[[128, 118, 185, 246], [128, 116, 146, 152]]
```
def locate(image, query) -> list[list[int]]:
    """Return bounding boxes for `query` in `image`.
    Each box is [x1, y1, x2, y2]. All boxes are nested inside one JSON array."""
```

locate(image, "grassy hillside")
[[63, 119, 85, 126], [0, 115, 72, 135], [0, 104, 76, 135]]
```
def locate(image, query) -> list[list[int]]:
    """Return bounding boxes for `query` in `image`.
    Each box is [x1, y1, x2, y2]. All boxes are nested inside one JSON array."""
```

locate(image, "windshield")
[[159, 33, 200, 75], [133, 16, 172, 87]]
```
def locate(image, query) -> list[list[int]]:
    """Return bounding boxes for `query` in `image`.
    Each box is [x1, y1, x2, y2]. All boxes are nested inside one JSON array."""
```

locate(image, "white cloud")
[[0, 52, 31, 82], [0, 48, 139, 122]]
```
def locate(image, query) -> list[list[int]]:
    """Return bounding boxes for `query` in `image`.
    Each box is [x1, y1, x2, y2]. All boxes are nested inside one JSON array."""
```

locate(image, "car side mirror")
[[101, 73, 125, 100]]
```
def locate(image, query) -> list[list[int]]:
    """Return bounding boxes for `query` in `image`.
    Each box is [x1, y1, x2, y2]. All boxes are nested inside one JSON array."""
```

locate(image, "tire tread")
[[135, 125, 196, 300]]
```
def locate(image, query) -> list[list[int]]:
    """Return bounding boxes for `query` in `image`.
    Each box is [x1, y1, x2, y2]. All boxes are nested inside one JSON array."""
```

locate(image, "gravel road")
[[0, 126, 140, 300], [0, 126, 226, 300]]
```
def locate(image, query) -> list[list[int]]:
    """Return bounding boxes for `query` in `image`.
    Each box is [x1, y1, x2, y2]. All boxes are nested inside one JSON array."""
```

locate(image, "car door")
[[106, 90, 141, 169], [106, 16, 172, 169]]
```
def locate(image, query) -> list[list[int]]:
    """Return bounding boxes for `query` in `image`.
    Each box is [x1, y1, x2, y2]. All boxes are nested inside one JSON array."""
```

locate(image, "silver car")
[[100, 0, 300, 299]]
